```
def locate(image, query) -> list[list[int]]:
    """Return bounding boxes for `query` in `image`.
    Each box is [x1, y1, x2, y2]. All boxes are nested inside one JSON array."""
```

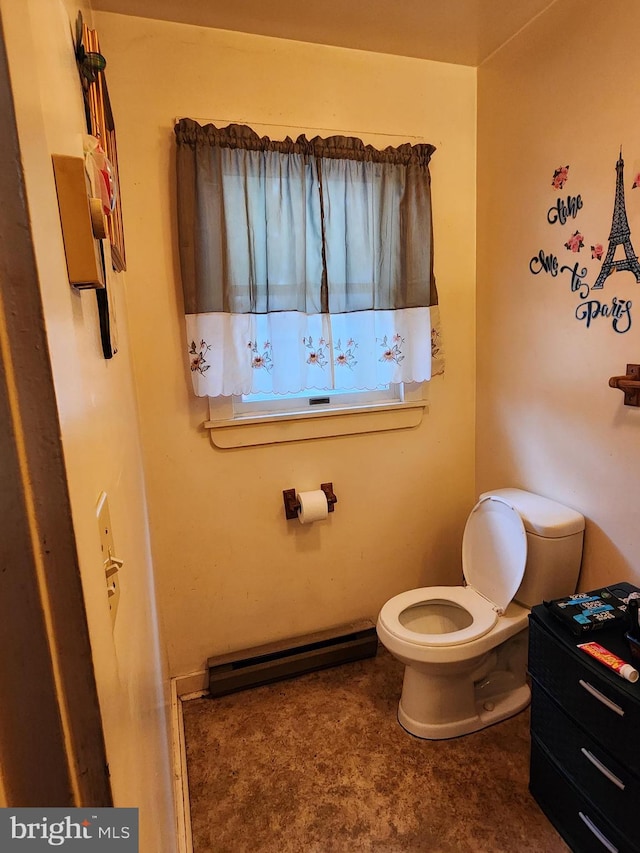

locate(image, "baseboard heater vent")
[[207, 619, 377, 698]]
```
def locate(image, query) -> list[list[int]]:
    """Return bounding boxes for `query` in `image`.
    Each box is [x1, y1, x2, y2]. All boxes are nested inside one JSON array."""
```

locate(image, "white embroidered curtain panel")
[[175, 120, 443, 397]]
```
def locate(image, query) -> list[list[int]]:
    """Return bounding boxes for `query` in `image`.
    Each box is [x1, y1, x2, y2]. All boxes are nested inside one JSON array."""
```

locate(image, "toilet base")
[[398, 682, 531, 739]]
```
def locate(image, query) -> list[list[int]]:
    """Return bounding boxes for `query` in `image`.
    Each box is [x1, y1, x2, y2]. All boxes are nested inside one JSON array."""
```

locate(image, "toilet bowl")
[[377, 489, 585, 739]]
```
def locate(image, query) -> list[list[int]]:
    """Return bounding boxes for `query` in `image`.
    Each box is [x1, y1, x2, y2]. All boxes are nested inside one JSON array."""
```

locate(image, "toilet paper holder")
[[283, 483, 337, 520]]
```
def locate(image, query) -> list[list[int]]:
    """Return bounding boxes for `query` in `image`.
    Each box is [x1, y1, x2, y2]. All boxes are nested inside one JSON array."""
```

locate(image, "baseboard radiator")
[[207, 619, 378, 698]]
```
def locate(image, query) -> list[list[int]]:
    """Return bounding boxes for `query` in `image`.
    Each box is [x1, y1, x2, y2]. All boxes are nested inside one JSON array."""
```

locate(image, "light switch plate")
[[97, 491, 120, 628]]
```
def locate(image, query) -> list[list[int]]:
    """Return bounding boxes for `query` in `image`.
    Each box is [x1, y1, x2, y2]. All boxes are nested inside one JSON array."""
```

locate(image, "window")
[[174, 120, 443, 442], [234, 384, 401, 417]]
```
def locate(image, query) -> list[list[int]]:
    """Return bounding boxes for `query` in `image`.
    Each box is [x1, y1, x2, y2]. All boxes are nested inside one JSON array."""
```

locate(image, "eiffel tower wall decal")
[[592, 150, 640, 289]]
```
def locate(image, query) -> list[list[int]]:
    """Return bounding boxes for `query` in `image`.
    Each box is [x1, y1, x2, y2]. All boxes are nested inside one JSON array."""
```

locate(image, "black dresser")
[[528, 599, 640, 853]]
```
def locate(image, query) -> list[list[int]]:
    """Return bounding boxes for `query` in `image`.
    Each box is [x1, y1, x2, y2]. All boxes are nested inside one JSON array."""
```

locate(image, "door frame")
[[0, 9, 112, 807]]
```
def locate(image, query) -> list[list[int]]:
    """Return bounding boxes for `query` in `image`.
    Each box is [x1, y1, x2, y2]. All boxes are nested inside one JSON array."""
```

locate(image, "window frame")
[[205, 382, 428, 448]]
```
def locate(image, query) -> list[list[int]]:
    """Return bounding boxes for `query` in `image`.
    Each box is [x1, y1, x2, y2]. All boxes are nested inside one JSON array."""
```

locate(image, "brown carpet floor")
[[182, 647, 568, 853]]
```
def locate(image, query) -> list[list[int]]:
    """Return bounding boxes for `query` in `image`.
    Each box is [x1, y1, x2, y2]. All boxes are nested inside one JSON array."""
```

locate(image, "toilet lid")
[[462, 496, 527, 613]]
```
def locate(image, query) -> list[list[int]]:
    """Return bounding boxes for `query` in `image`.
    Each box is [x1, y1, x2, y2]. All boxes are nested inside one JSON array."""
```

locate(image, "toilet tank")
[[479, 488, 585, 607]]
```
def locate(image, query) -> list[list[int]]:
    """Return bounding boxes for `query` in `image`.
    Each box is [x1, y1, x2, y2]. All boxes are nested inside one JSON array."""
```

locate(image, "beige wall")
[[1, 0, 175, 845], [95, 13, 477, 676], [477, 0, 640, 589]]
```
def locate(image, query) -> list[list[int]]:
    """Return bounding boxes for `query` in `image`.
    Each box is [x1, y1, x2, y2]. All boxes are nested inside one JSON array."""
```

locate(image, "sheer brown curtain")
[[174, 119, 443, 397]]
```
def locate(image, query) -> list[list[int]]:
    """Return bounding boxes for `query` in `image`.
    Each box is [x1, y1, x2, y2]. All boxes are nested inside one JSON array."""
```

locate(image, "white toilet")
[[376, 488, 585, 739]]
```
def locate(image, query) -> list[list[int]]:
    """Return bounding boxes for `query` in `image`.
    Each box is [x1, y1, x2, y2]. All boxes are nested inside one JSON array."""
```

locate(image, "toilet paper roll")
[[297, 490, 329, 524]]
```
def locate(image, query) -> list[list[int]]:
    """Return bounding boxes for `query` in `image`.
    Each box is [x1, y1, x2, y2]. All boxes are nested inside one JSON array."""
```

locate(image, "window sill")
[[204, 398, 427, 448]]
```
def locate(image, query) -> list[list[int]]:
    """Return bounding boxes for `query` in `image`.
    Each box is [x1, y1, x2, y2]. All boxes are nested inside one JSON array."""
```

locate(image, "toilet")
[[376, 488, 585, 739]]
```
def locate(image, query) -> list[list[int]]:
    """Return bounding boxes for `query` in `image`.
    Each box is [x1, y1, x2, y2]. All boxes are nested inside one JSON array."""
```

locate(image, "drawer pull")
[[580, 748, 626, 790], [578, 812, 618, 853], [578, 679, 624, 716]]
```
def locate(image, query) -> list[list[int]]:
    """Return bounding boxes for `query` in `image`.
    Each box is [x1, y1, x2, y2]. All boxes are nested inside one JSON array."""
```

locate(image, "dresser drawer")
[[530, 737, 639, 853], [529, 618, 640, 776], [531, 680, 639, 842]]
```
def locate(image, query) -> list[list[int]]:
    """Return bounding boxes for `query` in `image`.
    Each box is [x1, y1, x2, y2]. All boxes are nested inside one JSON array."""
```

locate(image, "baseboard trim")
[[174, 670, 208, 698], [170, 678, 194, 853]]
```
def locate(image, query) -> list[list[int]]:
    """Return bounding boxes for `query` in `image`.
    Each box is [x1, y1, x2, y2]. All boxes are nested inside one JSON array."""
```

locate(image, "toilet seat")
[[378, 586, 499, 647], [378, 497, 528, 648]]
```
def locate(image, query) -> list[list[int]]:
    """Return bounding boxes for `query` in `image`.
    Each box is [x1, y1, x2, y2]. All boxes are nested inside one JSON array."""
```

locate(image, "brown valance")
[[175, 117, 438, 317], [174, 118, 435, 168]]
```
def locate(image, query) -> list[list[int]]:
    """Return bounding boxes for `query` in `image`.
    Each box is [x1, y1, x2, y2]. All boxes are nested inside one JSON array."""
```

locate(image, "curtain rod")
[[174, 116, 430, 142]]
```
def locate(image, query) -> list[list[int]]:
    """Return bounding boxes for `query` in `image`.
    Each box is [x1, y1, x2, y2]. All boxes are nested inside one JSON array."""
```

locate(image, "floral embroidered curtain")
[[174, 119, 444, 397]]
